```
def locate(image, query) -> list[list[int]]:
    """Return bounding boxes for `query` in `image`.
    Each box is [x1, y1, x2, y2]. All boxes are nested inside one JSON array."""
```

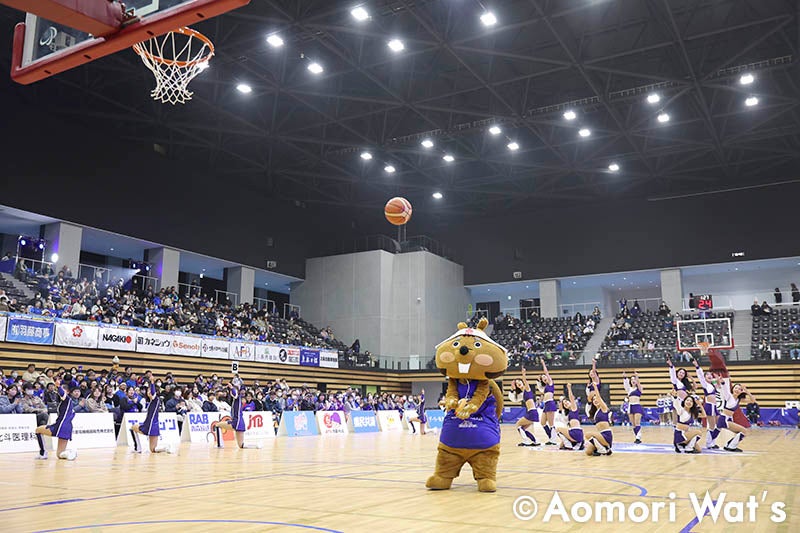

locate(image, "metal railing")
[[13, 257, 56, 278], [215, 289, 239, 306], [702, 289, 800, 311], [133, 274, 161, 292], [616, 297, 667, 315], [283, 303, 301, 319], [558, 301, 602, 317], [253, 297, 276, 313], [78, 264, 110, 286]]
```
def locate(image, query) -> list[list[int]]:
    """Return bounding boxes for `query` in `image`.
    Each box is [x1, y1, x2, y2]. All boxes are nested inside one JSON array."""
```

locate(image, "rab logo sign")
[[72, 326, 83, 338], [247, 414, 264, 430], [279, 349, 288, 363], [103, 333, 132, 343]]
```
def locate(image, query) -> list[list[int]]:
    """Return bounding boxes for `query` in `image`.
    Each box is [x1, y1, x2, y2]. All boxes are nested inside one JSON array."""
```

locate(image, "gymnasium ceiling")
[[1, 0, 799, 214]]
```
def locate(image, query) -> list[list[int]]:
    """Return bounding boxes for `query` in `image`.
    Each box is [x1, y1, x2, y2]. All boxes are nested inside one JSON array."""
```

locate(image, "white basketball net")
[[133, 27, 214, 105]]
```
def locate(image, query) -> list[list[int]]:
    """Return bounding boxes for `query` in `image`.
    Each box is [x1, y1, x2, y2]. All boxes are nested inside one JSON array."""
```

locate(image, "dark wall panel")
[[436, 184, 800, 284]]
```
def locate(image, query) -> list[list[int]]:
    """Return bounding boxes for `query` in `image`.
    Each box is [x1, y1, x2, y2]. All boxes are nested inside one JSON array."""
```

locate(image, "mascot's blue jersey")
[[440, 380, 500, 449]]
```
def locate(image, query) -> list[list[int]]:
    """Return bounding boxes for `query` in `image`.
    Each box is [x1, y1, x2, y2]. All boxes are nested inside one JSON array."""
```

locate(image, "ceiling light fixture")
[[236, 83, 252, 94], [387, 39, 405, 52], [442, 154, 455, 162], [307, 62, 324, 74], [384, 164, 396, 173], [432, 192, 443, 199], [657, 112, 670, 123], [745, 96, 759, 107], [360, 151, 373, 160], [578, 128, 591, 137], [421, 139, 434, 148], [488, 125, 502, 135], [739, 73, 754, 85], [351, 6, 369, 21], [608, 163, 620, 172], [563, 110, 577, 121], [266, 34, 284, 48], [646, 93, 661, 104], [507, 141, 519, 151], [480, 11, 498, 26]]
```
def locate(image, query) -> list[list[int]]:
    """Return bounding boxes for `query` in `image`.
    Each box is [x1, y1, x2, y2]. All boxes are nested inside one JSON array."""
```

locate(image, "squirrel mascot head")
[[435, 317, 508, 380]]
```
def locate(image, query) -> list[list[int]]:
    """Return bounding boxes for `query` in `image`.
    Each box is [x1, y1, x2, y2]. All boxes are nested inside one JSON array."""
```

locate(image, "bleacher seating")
[[751, 307, 800, 359], [600, 308, 734, 364]]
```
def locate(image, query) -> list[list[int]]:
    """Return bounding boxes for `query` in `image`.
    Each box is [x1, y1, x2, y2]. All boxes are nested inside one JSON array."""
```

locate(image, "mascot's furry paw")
[[455, 400, 478, 419], [476, 479, 497, 492], [426, 475, 453, 490], [444, 398, 460, 411]]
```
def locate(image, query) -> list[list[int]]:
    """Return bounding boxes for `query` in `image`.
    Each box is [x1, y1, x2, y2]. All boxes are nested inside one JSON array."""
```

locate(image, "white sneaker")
[[35, 451, 48, 460], [59, 449, 77, 461], [168, 443, 179, 455]]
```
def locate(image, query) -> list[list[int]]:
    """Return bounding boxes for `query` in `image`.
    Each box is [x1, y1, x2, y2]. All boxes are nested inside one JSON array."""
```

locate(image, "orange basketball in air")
[[384, 197, 412, 226]]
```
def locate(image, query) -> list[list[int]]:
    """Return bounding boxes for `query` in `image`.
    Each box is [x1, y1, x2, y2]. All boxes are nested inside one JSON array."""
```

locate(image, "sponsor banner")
[[348, 410, 379, 433], [6, 315, 55, 345], [0, 315, 6, 342], [316, 411, 348, 435], [277, 411, 319, 437], [54, 320, 99, 349], [376, 410, 404, 432], [268, 345, 300, 366], [243, 411, 275, 443], [319, 350, 339, 369], [0, 414, 38, 453], [300, 348, 320, 367], [254, 343, 280, 364], [201, 337, 230, 359], [98, 325, 136, 352], [181, 411, 220, 443], [136, 330, 173, 355], [171, 335, 201, 357], [117, 413, 180, 447], [424, 409, 445, 429], [229, 341, 255, 361], [46, 413, 115, 450]]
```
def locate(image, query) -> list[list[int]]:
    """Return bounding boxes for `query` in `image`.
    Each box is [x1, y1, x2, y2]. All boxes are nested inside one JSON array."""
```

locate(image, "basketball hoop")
[[132, 27, 214, 105]]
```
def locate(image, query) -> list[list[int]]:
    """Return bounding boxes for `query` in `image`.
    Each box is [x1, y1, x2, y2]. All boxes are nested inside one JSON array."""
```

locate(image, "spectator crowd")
[[0, 362, 427, 436]]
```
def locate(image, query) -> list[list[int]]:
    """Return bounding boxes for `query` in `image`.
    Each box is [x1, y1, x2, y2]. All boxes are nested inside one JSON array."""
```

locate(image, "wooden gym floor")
[[1, 425, 798, 533]]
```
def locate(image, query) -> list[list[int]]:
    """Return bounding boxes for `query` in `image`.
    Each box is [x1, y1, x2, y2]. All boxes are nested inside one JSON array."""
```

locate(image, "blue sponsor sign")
[[350, 410, 379, 433], [424, 409, 445, 429], [6, 315, 55, 345], [299, 348, 320, 367], [282, 411, 319, 437]]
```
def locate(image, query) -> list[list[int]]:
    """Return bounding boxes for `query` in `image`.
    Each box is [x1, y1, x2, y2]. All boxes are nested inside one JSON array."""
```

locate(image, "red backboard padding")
[[0, 0, 125, 36]]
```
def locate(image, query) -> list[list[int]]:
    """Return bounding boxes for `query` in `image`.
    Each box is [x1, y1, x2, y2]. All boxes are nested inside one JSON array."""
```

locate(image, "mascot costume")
[[426, 317, 508, 492]]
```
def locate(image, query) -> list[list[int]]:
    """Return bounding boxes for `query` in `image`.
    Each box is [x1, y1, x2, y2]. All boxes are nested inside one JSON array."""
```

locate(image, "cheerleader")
[[406, 390, 428, 435], [717, 378, 754, 452], [692, 356, 721, 449], [672, 392, 705, 453], [34, 380, 77, 461], [585, 359, 601, 408], [130, 382, 177, 454], [555, 383, 584, 450], [539, 360, 558, 445], [513, 367, 541, 447], [212, 384, 262, 449], [622, 370, 644, 443], [584, 389, 613, 456], [666, 355, 693, 400]]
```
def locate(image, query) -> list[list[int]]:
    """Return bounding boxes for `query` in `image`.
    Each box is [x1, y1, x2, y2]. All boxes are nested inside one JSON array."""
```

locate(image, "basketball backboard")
[[10, 0, 250, 84], [676, 317, 734, 352]]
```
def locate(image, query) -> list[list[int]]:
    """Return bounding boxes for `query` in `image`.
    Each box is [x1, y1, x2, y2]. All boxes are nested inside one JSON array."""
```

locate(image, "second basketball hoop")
[[132, 26, 214, 105]]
